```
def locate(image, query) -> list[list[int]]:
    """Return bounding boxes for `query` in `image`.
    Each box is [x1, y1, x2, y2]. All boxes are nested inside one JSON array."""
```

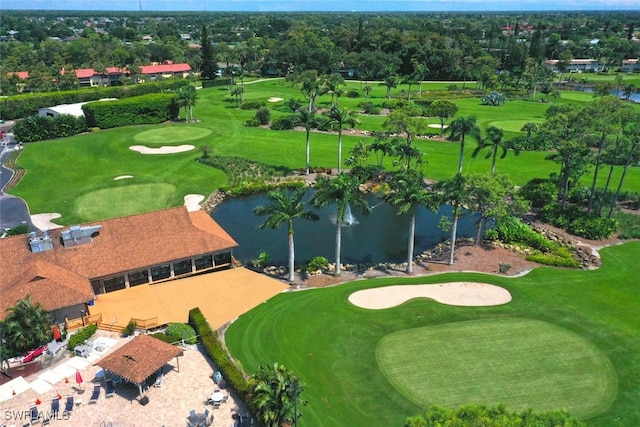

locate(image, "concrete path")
[[0, 128, 34, 232]]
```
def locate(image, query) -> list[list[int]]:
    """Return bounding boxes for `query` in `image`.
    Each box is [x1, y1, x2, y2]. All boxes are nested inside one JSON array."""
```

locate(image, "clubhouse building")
[[0, 207, 238, 326]]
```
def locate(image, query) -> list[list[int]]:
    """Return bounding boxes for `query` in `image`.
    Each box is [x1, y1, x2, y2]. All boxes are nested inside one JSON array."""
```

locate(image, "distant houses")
[[544, 59, 606, 73]]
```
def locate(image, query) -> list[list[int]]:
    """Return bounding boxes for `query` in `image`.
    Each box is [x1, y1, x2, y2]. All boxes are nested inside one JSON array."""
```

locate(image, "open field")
[[9, 79, 640, 224], [225, 241, 640, 426]]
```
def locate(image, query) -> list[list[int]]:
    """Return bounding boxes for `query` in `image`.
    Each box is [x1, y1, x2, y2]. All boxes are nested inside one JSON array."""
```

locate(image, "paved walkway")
[[0, 331, 249, 427], [0, 127, 34, 232]]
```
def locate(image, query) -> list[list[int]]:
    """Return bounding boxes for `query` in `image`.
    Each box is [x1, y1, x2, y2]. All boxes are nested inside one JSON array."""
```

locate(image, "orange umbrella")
[[75, 370, 83, 389]]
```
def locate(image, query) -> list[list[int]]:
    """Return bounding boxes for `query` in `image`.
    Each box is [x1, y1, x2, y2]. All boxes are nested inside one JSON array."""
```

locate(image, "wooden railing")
[[65, 313, 102, 331], [131, 317, 159, 330]]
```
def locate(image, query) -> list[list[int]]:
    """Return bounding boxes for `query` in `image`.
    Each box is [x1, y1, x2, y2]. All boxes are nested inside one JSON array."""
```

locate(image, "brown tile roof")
[[96, 334, 183, 384], [0, 207, 238, 319]]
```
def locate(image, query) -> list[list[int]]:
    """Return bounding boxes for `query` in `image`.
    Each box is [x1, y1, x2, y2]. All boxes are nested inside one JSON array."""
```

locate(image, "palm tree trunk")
[[334, 221, 342, 276], [475, 216, 485, 246], [406, 213, 415, 273], [588, 136, 606, 213], [449, 203, 459, 265], [288, 231, 295, 283], [457, 136, 465, 173], [337, 131, 343, 173], [305, 130, 311, 175], [491, 149, 498, 174]]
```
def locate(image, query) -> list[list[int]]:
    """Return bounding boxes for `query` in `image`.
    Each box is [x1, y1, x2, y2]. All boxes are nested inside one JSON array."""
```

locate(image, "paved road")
[[0, 133, 34, 232]]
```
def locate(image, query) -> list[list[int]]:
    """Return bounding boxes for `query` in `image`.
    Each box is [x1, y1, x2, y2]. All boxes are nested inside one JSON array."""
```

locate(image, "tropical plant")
[[293, 108, 317, 175], [250, 362, 306, 427], [327, 105, 359, 173], [2, 295, 51, 356], [254, 187, 319, 282], [165, 323, 197, 345], [381, 71, 400, 100], [428, 100, 459, 136], [472, 125, 520, 174], [383, 170, 439, 272], [310, 173, 370, 276], [448, 115, 481, 174], [433, 173, 469, 265]]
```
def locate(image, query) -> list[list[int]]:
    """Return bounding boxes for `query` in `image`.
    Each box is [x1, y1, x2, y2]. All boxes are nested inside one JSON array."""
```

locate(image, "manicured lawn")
[[225, 242, 640, 427], [9, 79, 640, 224]]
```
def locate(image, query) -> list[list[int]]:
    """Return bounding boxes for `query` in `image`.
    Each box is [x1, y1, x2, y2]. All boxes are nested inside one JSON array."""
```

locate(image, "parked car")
[[22, 345, 47, 363]]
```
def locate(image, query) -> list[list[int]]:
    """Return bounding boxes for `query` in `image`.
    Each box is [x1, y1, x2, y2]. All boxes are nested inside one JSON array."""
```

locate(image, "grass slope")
[[225, 242, 640, 426]]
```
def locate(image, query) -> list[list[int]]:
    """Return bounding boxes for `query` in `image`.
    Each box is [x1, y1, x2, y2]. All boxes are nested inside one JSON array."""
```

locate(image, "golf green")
[[487, 120, 542, 133], [376, 317, 617, 419], [133, 126, 212, 144], [75, 183, 178, 221]]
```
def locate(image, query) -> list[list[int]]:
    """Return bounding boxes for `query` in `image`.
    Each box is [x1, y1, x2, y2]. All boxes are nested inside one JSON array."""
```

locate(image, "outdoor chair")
[[28, 405, 40, 424], [189, 409, 196, 420], [51, 396, 60, 416], [154, 374, 164, 388], [105, 379, 115, 398], [41, 415, 51, 426], [88, 384, 101, 404], [64, 395, 74, 414]]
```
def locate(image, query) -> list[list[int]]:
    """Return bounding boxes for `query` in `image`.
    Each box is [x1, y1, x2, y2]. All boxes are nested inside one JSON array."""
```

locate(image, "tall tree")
[[429, 100, 459, 136], [448, 116, 481, 174], [311, 173, 370, 276], [3, 295, 51, 356], [327, 105, 359, 173], [254, 188, 319, 283], [609, 122, 640, 217], [199, 25, 217, 80], [434, 174, 469, 265], [383, 170, 438, 273], [472, 126, 520, 174], [294, 108, 317, 175]]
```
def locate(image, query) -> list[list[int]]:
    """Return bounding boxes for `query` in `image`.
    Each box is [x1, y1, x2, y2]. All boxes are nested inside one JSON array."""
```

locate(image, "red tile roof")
[[97, 334, 183, 384], [8, 71, 29, 79], [75, 68, 96, 78], [0, 207, 237, 319], [139, 63, 192, 74]]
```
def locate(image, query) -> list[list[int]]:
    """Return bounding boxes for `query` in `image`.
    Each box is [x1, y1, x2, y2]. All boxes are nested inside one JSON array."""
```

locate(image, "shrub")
[[122, 320, 137, 337], [315, 115, 333, 131], [243, 117, 260, 127], [67, 324, 97, 351], [256, 251, 271, 268], [13, 114, 88, 143], [149, 332, 181, 344], [520, 178, 558, 209], [494, 216, 557, 253], [240, 100, 267, 110], [526, 248, 580, 268], [188, 308, 250, 403], [481, 91, 507, 106], [345, 90, 360, 98], [539, 205, 619, 240], [358, 101, 380, 115], [83, 93, 178, 129], [306, 256, 329, 272], [270, 116, 295, 130], [255, 106, 271, 125], [615, 212, 640, 239], [166, 323, 197, 345]]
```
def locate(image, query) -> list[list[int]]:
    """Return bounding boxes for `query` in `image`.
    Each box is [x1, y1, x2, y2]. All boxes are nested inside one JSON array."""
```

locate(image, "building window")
[[103, 275, 126, 293], [128, 269, 149, 287], [91, 279, 103, 295], [214, 251, 231, 265], [194, 255, 213, 271], [173, 259, 192, 276], [151, 264, 171, 281]]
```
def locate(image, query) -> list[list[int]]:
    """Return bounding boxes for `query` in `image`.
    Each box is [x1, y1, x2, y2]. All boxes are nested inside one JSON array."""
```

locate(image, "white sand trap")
[[268, 97, 284, 102], [114, 175, 134, 180], [129, 145, 195, 154], [184, 194, 205, 212], [349, 282, 512, 309], [31, 213, 63, 231], [428, 124, 449, 129]]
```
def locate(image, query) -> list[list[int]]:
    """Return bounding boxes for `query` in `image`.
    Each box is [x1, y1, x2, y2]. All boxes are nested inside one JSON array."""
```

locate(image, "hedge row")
[[0, 80, 190, 120], [13, 114, 88, 143], [188, 307, 250, 403], [67, 324, 97, 351], [82, 93, 178, 129]]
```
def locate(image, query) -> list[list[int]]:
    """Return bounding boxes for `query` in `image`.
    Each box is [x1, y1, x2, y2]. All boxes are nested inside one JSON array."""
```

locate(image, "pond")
[[211, 192, 479, 266]]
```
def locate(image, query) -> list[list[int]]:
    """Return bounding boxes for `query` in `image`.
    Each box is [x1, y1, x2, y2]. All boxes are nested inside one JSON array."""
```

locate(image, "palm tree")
[[448, 116, 481, 174], [413, 62, 429, 97], [383, 170, 438, 273], [294, 108, 317, 175], [250, 362, 305, 427], [381, 72, 400, 100], [3, 295, 51, 356], [435, 174, 469, 265], [310, 173, 370, 276], [472, 125, 520, 174], [327, 106, 359, 173], [181, 85, 198, 121], [363, 84, 372, 99], [254, 188, 319, 283], [230, 86, 244, 107]]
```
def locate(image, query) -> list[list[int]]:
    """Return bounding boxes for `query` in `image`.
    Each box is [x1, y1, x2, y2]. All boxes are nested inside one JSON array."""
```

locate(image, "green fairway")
[[75, 183, 178, 221], [9, 79, 640, 224], [133, 125, 213, 144], [225, 242, 640, 426], [376, 318, 616, 418]]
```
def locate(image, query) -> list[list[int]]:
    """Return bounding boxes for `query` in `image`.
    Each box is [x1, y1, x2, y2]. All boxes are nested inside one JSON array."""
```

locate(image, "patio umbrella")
[[75, 370, 83, 390], [52, 325, 61, 341]]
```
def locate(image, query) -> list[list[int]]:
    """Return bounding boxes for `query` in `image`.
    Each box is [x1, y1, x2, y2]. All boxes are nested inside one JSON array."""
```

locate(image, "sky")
[[1, 0, 638, 12]]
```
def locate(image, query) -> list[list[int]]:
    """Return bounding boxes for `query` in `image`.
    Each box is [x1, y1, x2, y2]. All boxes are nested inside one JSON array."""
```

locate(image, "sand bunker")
[[349, 282, 512, 309], [268, 97, 284, 102], [428, 124, 449, 129], [114, 175, 134, 180], [129, 145, 195, 154], [31, 213, 63, 231], [184, 194, 205, 212]]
